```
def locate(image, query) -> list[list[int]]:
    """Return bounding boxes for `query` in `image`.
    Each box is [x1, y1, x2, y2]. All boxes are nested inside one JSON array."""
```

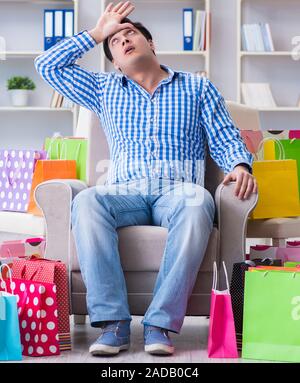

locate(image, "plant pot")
[[8, 89, 30, 107]]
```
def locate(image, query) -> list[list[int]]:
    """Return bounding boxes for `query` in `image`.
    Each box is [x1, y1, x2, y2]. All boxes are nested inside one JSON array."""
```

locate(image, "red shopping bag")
[[208, 262, 238, 358], [0, 265, 60, 357], [12, 258, 71, 351]]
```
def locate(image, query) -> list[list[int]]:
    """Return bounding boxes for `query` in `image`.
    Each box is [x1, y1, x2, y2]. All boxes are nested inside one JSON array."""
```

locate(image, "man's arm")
[[199, 78, 257, 199], [34, 1, 135, 113], [34, 31, 106, 113]]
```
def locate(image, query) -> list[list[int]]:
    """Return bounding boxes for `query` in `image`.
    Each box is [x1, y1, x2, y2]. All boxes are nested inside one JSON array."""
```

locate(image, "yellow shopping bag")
[[251, 160, 300, 219], [251, 138, 300, 219]]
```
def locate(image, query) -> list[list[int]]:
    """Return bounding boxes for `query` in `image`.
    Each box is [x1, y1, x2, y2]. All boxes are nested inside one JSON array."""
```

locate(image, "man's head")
[[103, 18, 156, 73]]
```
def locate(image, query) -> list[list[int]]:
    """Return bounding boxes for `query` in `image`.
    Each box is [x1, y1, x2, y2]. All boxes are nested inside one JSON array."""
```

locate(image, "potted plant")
[[7, 76, 36, 107]]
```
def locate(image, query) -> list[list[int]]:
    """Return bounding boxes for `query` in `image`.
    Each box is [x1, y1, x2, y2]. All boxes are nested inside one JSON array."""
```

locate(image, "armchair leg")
[[74, 315, 86, 325], [272, 238, 286, 247]]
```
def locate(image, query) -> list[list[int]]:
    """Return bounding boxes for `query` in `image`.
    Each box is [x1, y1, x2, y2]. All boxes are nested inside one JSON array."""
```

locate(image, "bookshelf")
[[100, 0, 211, 78], [237, 0, 300, 119], [0, 0, 79, 148]]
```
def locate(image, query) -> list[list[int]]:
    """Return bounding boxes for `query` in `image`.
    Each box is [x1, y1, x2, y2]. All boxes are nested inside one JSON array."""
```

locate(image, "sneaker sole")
[[89, 343, 130, 356], [145, 343, 174, 355]]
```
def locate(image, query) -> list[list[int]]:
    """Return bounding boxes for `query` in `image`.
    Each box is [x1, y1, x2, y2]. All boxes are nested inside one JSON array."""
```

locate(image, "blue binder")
[[44, 9, 54, 50], [54, 10, 64, 44], [183, 8, 193, 51], [63, 9, 74, 39]]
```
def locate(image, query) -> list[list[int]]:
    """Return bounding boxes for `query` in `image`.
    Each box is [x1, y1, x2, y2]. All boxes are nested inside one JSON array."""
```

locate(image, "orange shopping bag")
[[28, 159, 77, 216]]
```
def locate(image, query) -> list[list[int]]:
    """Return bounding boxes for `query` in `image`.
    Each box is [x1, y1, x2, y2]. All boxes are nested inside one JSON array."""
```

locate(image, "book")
[[241, 23, 275, 52], [241, 83, 277, 108]]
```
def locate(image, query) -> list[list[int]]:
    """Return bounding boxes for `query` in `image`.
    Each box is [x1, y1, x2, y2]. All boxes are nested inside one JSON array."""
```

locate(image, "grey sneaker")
[[89, 320, 130, 356]]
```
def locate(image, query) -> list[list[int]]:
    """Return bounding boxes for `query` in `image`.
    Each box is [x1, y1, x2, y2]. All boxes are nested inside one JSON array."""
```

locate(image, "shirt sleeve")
[[34, 30, 107, 114], [199, 78, 254, 174]]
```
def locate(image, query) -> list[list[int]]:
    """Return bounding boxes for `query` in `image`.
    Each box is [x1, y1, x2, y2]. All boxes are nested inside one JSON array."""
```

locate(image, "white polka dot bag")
[[0, 149, 47, 212], [0, 267, 60, 357]]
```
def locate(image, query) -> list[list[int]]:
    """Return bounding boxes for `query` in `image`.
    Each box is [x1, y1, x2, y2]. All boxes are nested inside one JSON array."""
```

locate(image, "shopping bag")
[[0, 237, 45, 260], [0, 265, 22, 361], [208, 261, 238, 358], [262, 130, 289, 160], [273, 139, 300, 199], [12, 257, 71, 351], [240, 130, 263, 154], [45, 136, 87, 181], [242, 267, 300, 362], [27, 159, 77, 216], [289, 131, 300, 139], [230, 258, 281, 351], [0, 149, 47, 212], [0, 264, 60, 357], [249, 244, 300, 263]]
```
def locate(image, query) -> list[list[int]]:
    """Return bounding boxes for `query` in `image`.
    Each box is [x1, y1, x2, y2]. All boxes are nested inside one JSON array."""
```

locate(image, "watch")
[[235, 163, 253, 174]]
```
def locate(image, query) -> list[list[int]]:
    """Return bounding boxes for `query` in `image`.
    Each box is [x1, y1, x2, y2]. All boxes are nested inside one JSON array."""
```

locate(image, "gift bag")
[[240, 130, 263, 154], [12, 257, 71, 351], [0, 149, 47, 212], [249, 245, 300, 263], [230, 258, 282, 351], [289, 131, 300, 139], [208, 261, 238, 358], [273, 139, 300, 198], [251, 138, 300, 219], [27, 159, 77, 216], [242, 267, 300, 362], [0, 265, 22, 361], [0, 264, 60, 357], [45, 136, 87, 181], [0, 237, 45, 260]]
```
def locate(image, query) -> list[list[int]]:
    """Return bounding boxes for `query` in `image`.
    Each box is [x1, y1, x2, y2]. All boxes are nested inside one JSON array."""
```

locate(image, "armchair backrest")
[[76, 101, 260, 197]]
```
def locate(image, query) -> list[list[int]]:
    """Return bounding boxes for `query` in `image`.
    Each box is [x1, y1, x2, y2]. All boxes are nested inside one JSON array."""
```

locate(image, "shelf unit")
[[0, 0, 79, 139], [100, 0, 211, 78], [237, 0, 300, 117]]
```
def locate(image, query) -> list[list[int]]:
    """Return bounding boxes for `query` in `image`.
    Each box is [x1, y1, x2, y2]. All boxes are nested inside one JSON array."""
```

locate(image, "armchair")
[[34, 102, 258, 324]]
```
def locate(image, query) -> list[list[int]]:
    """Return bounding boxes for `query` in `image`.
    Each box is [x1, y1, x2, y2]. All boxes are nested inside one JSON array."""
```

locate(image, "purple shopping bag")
[[0, 150, 47, 212], [208, 261, 238, 358]]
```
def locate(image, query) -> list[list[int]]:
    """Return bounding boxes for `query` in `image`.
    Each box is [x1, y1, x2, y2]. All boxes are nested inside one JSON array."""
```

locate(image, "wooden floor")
[[8, 316, 265, 363]]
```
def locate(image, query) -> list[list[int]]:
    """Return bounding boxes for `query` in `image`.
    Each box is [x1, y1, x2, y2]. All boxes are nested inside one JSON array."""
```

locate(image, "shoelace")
[[145, 326, 169, 338], [99, 321, 120, 335]]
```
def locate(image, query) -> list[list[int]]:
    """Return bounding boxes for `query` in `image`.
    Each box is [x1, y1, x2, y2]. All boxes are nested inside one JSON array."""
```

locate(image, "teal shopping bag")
[[0, 264, 22, 361], [242, 268, 300, 362], [0, 292, 22, 361]]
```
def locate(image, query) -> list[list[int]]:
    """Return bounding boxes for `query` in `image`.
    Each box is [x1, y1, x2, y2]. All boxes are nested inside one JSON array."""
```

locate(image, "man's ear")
[[148, 39, 155, 54]]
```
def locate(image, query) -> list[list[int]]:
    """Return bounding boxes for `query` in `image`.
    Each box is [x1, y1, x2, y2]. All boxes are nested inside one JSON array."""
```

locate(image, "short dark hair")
[[103, 18, 153, 62]]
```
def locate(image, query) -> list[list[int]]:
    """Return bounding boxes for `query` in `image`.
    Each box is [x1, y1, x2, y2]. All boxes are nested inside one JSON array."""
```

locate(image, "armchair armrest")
[[215, 181, 258, 288], [34, 179, 87, 265]]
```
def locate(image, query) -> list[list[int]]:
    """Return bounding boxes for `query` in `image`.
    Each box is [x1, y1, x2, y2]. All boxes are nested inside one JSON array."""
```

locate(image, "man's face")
[[108, 26, 155, 72]]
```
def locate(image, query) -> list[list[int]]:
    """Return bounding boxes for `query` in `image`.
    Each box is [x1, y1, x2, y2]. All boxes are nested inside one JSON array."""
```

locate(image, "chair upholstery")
[[34, 101, 258, 319]]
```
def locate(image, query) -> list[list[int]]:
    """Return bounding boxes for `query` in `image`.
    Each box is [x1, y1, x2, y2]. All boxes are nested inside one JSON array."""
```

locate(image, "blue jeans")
[[71, 177, 215, 334]]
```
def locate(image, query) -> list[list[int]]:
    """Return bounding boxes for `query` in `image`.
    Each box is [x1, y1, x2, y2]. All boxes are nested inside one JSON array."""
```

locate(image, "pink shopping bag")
[[249, 245, 300, 263], [208, 261, 238, 358], [12, 257, 71, 351], [0, 264, 60, 357]]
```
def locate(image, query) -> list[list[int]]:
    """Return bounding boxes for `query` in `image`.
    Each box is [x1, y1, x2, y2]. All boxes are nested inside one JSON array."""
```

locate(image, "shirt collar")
[[121, 64, 178, 87]]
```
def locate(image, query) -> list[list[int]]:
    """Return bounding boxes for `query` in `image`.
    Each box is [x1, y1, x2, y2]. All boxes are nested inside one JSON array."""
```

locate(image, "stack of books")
[[50, 90, 73, 109], [241, 83, 277, 108], [241, 23, 274, 52]]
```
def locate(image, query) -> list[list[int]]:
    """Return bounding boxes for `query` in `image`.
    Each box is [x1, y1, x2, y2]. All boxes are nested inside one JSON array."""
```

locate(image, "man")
[[35, 1, 257, 357]]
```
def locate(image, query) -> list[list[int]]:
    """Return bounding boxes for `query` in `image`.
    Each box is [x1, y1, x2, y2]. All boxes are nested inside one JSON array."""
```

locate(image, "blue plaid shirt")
[[35, 30, 253, 186]]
